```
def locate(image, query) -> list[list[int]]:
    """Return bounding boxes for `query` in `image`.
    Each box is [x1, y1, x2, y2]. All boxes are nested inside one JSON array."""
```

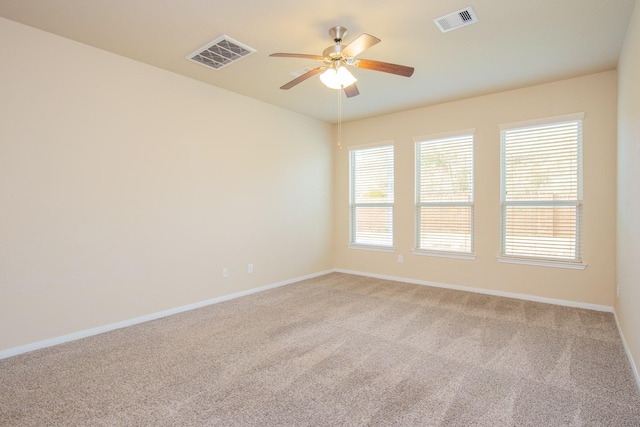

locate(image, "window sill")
[[348, 244, 395, 253], [497, 256, 587, 270], [412, 250, 476, 260]]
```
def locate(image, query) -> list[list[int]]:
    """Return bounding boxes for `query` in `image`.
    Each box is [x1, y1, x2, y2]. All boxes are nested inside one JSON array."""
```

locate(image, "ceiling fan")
[[270, 26, 415, 98]]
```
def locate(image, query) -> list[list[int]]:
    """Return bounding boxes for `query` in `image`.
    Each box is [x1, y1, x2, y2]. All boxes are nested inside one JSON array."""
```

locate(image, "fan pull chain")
[[337, 88, 343, 150]]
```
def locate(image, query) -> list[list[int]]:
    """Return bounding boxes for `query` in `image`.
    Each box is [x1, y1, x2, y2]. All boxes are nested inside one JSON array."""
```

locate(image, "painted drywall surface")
[[334, 71, 618, 307], [617, 0, 640, 380], [0, 17, 333, 351]]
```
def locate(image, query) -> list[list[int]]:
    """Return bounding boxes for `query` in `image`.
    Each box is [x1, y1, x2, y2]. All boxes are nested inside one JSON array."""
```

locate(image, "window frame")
[[498, 113, 586, 269], [348, 142, 395, 251], [412, 130, 476, 260]]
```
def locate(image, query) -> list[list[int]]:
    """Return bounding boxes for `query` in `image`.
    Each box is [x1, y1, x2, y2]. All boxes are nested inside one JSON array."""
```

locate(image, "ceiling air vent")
[[187, 35, 256, 70], [434, 7, 478, 33], [289, 66, 315, 78]]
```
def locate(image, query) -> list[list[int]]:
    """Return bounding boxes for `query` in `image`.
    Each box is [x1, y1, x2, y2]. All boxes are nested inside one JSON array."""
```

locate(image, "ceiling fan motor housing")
[[323, 44, 344, 60]]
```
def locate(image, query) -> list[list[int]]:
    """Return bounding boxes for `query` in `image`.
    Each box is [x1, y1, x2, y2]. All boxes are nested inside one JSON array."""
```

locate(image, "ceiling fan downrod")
[[329, 26, 348, 43]]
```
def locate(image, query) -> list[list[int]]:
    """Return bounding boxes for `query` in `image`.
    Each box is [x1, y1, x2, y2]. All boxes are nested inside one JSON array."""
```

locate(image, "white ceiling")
[[0, 0, 636, 123]]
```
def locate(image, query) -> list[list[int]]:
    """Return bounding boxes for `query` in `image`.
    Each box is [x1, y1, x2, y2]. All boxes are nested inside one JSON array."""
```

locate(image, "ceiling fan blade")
[[343, 83, 360, 98], [354, 59, 414, 77], [279, 67, 325, 90], [341, 34, 381, 58], [270, 53, 326, 61]]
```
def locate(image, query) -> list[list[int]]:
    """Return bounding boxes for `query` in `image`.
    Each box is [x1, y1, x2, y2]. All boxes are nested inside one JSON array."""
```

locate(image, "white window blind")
[[350, 145, 394, 247], [501, 119, 583, 262], [415, 134, 474, 253]]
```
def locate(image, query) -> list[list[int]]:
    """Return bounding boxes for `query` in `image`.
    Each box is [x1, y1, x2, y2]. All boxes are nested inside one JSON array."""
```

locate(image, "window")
[[500, 115, 583, 264], [414, 133, 474, 255], [349, 144, 394, 249]]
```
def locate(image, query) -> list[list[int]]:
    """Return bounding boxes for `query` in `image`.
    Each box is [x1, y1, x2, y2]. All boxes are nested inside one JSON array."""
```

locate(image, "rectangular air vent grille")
[[187, 35, 256, 70], [289, 66, 315, 78], [434, 7, 478, 33]]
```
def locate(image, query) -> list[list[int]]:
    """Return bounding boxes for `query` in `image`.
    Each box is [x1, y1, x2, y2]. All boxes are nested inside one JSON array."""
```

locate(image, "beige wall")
[[617, 0, 640, 379], [334, 71, 618, 307], [0, 17, 334, 351]]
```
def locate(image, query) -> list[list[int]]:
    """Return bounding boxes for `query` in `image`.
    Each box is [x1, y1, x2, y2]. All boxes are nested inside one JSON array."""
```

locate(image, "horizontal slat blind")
[[415, 135, 474, 253], [350, 145, 394, 247], [501, 120, 582, 261], [352, 206, 394, 246]]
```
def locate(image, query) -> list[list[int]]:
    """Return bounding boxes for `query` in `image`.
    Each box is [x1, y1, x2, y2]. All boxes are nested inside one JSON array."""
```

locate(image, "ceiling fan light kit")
[[320, 66, 357, 90], [270, 26, 414, 98]]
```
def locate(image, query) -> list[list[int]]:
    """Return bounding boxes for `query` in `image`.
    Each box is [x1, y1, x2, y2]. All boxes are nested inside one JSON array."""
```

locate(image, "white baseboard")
[[613, 310, 640, 391], [0, 269, 333, 360], [0, 268, 622, 361], [334, 268, 614, 312]]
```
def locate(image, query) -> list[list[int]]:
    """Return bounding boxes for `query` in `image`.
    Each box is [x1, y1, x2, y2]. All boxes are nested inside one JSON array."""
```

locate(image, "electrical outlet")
[[398, 255, 404, 264], [222, 268, 228, 278], [248, 264, 253, 274]]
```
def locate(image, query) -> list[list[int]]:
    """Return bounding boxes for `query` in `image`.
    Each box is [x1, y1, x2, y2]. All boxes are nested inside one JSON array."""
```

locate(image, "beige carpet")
[[1, 272, 639, 426]]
